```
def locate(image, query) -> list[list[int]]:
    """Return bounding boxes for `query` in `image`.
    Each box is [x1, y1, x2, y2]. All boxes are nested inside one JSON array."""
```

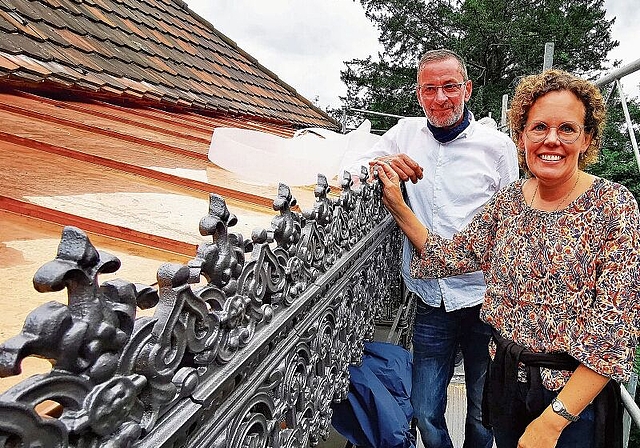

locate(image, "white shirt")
[[345, 116, 519, 311]]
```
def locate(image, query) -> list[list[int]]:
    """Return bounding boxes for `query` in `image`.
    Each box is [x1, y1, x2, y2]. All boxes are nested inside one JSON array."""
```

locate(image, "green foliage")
[[588, 91, 640, 202], [630, 421, 640, 448], [338, 0, 618, 130], [338, 56, 422, 130]]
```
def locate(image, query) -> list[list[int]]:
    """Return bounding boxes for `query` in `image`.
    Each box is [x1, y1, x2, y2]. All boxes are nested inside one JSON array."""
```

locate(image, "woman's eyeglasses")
[[524, 121, 584, 144]]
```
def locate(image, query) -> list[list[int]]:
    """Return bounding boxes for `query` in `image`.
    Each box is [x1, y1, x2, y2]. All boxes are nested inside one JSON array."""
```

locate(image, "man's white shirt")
[[344, 116, 519, 311]]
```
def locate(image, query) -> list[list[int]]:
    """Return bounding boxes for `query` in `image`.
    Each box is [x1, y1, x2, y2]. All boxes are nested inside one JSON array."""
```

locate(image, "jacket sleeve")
[[497, 138, 520, 188]]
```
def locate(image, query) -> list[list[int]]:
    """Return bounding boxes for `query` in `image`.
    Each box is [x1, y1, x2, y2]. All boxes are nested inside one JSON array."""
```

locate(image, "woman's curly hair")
[[508, 69, 606, 177]]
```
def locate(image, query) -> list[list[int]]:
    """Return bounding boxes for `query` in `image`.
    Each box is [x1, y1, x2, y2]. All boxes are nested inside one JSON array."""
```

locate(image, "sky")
[[186, 0, 639, 111]]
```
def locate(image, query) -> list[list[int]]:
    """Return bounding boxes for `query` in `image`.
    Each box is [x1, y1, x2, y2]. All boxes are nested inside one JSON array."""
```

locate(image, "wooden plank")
[[0, 196, 197, 256]]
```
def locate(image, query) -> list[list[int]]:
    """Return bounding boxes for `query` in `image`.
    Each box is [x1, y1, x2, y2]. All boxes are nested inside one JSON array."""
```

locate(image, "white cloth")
[[208, 120, 380, 186], [343, 116, 519, 311]]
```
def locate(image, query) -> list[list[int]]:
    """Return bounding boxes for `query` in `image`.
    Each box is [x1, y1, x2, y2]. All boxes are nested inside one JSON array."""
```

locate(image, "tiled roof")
[[0, 0, 338, 129]]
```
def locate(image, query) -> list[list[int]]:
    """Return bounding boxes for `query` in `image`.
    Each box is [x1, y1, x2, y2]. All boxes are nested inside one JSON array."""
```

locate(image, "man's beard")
[[426, 102, 465, 128]]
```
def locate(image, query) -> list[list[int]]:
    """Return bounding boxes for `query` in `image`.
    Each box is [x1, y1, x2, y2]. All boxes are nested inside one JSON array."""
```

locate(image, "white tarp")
[[208, 120, 380, 186]]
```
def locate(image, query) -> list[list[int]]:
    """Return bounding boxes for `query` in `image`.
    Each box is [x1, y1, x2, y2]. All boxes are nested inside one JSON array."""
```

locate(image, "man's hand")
[[368, 154, 423, 184]]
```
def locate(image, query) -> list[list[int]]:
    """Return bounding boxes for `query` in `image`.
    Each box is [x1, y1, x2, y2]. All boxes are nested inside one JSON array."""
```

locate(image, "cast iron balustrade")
[[0, 169, 404, 448]]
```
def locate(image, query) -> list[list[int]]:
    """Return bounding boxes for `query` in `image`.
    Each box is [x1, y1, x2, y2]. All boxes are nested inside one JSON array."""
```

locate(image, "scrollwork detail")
[[0, 169, 401, 448], [189, 194, 253, 296]]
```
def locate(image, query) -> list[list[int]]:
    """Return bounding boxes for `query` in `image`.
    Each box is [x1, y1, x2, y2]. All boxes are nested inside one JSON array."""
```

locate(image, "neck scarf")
[[427, 107, 471, 143]]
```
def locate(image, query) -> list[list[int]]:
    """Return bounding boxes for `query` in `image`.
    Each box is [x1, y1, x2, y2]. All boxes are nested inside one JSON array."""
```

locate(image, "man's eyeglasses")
[[524, 121, 584, 144], [416, 82, 467, 98]]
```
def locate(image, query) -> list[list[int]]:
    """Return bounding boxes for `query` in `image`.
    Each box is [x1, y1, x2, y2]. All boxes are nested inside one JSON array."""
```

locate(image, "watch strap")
[[551, 397, 580, 422]]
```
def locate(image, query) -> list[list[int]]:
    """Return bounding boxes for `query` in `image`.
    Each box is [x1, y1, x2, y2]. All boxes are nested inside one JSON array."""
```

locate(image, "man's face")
[[416, 58, 472, 128]]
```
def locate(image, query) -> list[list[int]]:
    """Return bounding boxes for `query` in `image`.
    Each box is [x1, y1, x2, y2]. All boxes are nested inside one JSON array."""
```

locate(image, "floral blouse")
[[410, 177, 640, 390]]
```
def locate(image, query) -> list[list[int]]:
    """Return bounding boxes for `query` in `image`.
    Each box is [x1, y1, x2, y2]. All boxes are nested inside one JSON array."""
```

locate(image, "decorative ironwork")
[[0, 169, 403, 448]]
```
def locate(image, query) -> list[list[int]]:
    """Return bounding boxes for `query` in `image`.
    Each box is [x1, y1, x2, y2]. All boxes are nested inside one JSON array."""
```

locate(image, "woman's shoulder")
[[588, 177, 637, 205], [496, 178, 525, 199], [583, 177, 640, 224], [486, 178, 526, 214]]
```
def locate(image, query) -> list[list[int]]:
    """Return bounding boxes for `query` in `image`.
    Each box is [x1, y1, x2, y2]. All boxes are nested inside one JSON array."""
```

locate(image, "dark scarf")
[[427, 106, 471, 143], [483, 329, 622, 448]]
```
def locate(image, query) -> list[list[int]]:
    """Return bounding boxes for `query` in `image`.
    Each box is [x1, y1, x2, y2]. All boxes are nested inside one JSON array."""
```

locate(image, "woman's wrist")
[[539, 406, 571, 433], [387, 201, 412, 222]]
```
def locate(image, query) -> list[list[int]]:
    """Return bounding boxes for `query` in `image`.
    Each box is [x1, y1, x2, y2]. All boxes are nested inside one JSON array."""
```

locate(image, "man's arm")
[[499, 139, 521, 186], [340, 120, 423, 184]]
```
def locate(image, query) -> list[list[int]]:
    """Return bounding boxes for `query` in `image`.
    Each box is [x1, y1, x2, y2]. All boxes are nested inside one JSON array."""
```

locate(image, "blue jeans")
[[493, 385, 595, 448], [411, 301, 493, 448]]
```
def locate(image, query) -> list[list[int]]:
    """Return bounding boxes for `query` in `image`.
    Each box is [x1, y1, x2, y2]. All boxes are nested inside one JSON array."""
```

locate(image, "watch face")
[[552, 400, 562, 411]]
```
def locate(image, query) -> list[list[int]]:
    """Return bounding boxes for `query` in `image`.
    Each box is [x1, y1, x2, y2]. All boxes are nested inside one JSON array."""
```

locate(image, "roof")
[[0, 0, 338, 129], [0, 0, 346, 390]]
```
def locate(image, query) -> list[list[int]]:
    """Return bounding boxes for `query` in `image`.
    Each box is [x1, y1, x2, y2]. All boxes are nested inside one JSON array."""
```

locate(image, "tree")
[[337, 0, 618, 131], [588, 89, 640, 201]]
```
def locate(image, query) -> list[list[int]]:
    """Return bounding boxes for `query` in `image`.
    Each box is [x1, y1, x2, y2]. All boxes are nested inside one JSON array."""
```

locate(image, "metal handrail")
[[347, 107, 406, 119], [595, 59, 640, 175], [595, 58, 640, 87], [622, 374, 640, 448], [622, 384, 640, 422], [341, 107, 407, 133]]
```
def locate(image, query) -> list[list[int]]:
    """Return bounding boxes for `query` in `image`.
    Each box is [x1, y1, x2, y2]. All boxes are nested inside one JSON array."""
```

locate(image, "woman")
[[375, 69, 640, 448]]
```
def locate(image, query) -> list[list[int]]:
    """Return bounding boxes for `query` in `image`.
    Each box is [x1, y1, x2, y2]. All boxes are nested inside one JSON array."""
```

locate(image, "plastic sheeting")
[[207, 120, 380, 186], [331, 341, 415, 448]]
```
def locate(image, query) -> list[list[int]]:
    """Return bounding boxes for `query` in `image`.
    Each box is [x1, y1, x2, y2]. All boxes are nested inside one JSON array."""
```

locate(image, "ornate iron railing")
[[0, 170, 404, 448]]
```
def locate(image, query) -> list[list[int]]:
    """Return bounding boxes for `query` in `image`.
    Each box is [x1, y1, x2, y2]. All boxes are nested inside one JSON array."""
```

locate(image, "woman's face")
[[520, 90, 592, 184]]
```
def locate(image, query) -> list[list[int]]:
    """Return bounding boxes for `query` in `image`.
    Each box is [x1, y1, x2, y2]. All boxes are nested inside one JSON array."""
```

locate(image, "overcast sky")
[[187, 0, 639, 111]]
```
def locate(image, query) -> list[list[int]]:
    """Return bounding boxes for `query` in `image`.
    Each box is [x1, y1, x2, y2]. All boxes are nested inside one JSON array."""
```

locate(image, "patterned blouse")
[[410, 177, 640, 390]]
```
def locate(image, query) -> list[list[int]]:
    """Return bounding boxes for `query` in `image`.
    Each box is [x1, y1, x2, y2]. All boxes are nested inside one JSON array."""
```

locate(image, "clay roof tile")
[[0, 0, 337, 129]]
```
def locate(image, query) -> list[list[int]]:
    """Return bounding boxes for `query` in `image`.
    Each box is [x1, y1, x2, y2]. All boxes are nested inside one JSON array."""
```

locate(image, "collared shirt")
[[346, 116, 519, 311]]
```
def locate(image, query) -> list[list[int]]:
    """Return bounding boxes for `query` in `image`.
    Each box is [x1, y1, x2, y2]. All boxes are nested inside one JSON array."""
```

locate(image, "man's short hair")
[[418, 49, 468, 81]]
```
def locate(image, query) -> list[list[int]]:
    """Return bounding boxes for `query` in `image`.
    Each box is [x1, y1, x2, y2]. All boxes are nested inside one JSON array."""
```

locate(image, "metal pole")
[[543, 42, 554, 71], [595, 58, 640, 87], [615, 79, 640, 174], [623, 374, 638, 448], [621, 383, 640, 433], [500, 94, 509, 131]]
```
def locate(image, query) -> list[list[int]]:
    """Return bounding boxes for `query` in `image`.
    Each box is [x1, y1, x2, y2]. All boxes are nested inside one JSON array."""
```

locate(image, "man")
[[344, 49, 519, 447]]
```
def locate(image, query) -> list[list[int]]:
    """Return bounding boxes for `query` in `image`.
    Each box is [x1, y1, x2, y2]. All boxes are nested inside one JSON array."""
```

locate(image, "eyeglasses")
[[416, 82, 467, 98], [524, 121, 584, 144]]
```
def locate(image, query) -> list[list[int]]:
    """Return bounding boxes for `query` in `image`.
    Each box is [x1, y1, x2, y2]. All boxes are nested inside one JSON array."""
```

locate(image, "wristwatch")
[[551, 397, 580, 422]]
